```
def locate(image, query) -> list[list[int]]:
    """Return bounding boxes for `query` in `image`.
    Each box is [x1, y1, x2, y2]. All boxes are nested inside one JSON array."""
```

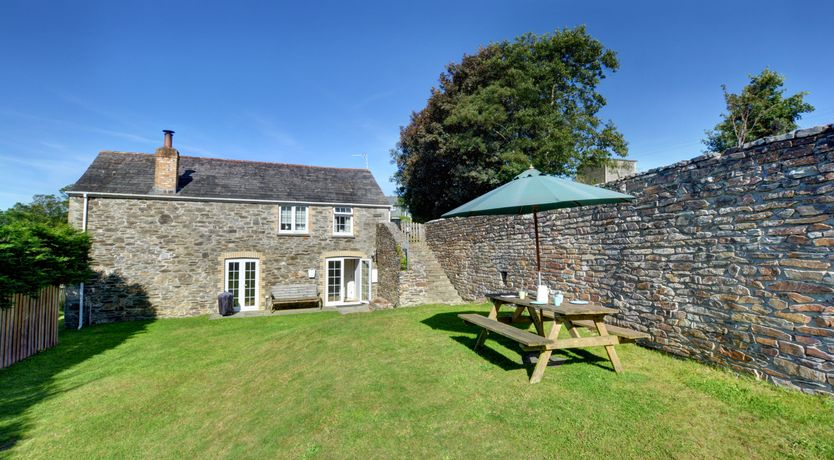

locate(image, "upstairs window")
[[333, 207, 353, 236], [279, 205, 308, 234]]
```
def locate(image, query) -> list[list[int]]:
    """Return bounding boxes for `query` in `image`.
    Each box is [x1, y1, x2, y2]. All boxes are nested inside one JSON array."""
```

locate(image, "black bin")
[[218, 291, 235, 316]]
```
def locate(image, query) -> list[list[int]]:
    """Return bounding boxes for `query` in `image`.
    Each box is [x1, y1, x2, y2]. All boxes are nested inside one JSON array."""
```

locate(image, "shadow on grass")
[[420, 309, 485, 335], [422, 310, 613, 375], [0, 276, 153, 453], [448, 335, 525, 371]]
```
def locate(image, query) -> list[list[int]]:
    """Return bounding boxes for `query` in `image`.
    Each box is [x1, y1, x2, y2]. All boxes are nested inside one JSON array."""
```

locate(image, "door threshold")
[[325, 303, 365, 308], [332, 304, 372, 315]]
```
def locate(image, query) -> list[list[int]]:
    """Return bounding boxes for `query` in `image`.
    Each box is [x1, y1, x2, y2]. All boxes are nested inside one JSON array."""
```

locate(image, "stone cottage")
[[65, 130, 391, 325]]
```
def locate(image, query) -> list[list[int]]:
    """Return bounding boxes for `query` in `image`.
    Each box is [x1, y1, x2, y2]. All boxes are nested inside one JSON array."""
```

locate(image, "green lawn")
[[1, 304, 832, 459]]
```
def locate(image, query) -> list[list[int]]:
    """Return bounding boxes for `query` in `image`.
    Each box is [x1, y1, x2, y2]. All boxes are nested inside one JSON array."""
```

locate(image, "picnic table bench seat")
[[567, 319, 650, 341], [459, 314, 641, 351], [459, 313, 551, 349], [269, 284, 321, 310]]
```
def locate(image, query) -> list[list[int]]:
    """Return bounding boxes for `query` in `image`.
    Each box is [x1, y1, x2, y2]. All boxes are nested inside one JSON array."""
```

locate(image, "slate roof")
[[68, 152, 390, 206]]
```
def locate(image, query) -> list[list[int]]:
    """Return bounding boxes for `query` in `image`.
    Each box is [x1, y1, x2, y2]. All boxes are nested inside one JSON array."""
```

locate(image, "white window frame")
[[279, 205, 309, 234], [332, 207, 354, 236]]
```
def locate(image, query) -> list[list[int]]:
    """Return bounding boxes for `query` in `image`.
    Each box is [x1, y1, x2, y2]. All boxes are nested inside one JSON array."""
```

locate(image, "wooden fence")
[[1, 286, 60, 369], [399, 222, 425, 243]]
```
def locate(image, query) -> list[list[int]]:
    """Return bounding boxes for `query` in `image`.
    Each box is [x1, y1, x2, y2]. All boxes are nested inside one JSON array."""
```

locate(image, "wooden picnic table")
[[458, 293, 649, 383]]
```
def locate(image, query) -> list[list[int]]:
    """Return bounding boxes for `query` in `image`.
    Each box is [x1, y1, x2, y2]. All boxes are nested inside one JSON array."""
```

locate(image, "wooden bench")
[[269, 284, 321, 310], [459, 314, 551, 349], [459, 314, 632, 351], [568, 319, 650, 341]]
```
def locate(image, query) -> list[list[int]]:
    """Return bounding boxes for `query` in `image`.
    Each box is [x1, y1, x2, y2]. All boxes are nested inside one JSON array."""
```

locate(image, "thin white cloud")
[[244, 112, 299, 148], [52, 90, 145, 130], [351, 90, 395, 111], [177, 143, 219, 157], [0, 152, 88, 174], [358, 120, 398, 146], [0, 109, 157, 145], [40, 141, 69, 151]]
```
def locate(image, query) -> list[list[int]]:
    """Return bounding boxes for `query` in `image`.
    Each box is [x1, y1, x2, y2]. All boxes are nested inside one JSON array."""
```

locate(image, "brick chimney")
[[153, 130, 179, 194]]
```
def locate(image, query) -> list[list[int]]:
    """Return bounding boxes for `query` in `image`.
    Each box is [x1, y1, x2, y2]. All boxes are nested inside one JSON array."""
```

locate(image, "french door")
[[325, 258, 372, 306], [359, 259, 371, 303], [225, 259, 259, 311], [326, 259, 342, 305]]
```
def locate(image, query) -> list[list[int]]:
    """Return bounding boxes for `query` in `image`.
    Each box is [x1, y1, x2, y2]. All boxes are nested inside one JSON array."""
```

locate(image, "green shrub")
[[0, 221, 92, 308], [395, 245, 408, 271]]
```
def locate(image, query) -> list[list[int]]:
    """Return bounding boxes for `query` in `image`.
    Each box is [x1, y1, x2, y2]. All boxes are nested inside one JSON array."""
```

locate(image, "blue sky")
[[1, 0, 832, 209]]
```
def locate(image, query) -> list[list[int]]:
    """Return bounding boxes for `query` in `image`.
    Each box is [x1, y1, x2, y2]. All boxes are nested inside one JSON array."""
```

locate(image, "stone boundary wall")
[[375, 222, 405, 307], [426, 124, 834, 395]]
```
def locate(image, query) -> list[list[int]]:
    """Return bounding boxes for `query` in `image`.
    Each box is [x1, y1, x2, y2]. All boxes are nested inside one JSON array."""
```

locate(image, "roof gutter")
[[65, 191, 392, 209]]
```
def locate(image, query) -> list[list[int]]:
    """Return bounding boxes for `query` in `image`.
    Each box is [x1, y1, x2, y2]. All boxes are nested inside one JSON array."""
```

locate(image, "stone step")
[[424, 293, 458, 299], [425, 280, 454, 286], [421, 291, 460, 298], [402, 292, 458, 298], [404, 300, 463, 306], [429, 277, 459, 287], [391, 235, 464, 305], [427, 283, 456, 290]]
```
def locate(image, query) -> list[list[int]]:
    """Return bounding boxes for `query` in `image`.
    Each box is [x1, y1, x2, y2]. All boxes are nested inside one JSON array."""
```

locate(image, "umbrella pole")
[[533, 208, 541, 286]]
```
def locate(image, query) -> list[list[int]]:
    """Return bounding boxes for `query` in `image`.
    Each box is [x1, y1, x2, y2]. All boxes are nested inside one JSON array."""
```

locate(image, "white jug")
[[536, 285, 549, 304]]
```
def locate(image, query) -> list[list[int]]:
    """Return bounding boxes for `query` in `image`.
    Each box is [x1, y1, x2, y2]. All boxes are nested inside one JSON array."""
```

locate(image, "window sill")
[[332, 234, 355, 238], [278, 232, 310, 236]]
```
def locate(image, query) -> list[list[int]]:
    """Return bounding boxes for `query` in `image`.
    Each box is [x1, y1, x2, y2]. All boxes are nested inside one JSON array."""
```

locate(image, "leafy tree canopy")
[[0, 221, 92, 308], [0, 186, 71, 227], [0, 187, 90, 308], [392, 26, 627, 222], [703, 69, 814, 152]]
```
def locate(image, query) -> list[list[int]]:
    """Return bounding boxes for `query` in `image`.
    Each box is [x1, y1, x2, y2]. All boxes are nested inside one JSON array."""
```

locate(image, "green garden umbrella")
[[442, 167, 634, 285]]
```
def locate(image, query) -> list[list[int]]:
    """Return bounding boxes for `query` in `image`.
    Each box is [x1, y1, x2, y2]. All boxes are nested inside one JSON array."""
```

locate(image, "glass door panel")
[[226, 261, 240, 307], [327, 259, 342, 304], [243, 261, 257, 308], [360, 259, 371, 302]]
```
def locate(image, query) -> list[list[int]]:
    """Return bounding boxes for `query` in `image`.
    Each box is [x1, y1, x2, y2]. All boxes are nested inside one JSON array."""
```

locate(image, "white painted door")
[[326, 259, 342, 305], [225, 259, 259, 311]]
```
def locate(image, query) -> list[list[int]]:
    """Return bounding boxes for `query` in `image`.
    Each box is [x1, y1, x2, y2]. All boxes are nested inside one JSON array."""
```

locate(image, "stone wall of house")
[[66, 199, 387, 324], [375, 222, 405, 307], [426, 124, 834, 395]]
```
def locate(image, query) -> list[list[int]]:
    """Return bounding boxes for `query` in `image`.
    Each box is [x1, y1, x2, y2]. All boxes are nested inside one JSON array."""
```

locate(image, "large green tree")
[[0, 187, 89, 308], [0, 222, 91, 308], [392, 27, 627, 222], [0, 186, 71, 227], [703, 69, 814, 152]]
